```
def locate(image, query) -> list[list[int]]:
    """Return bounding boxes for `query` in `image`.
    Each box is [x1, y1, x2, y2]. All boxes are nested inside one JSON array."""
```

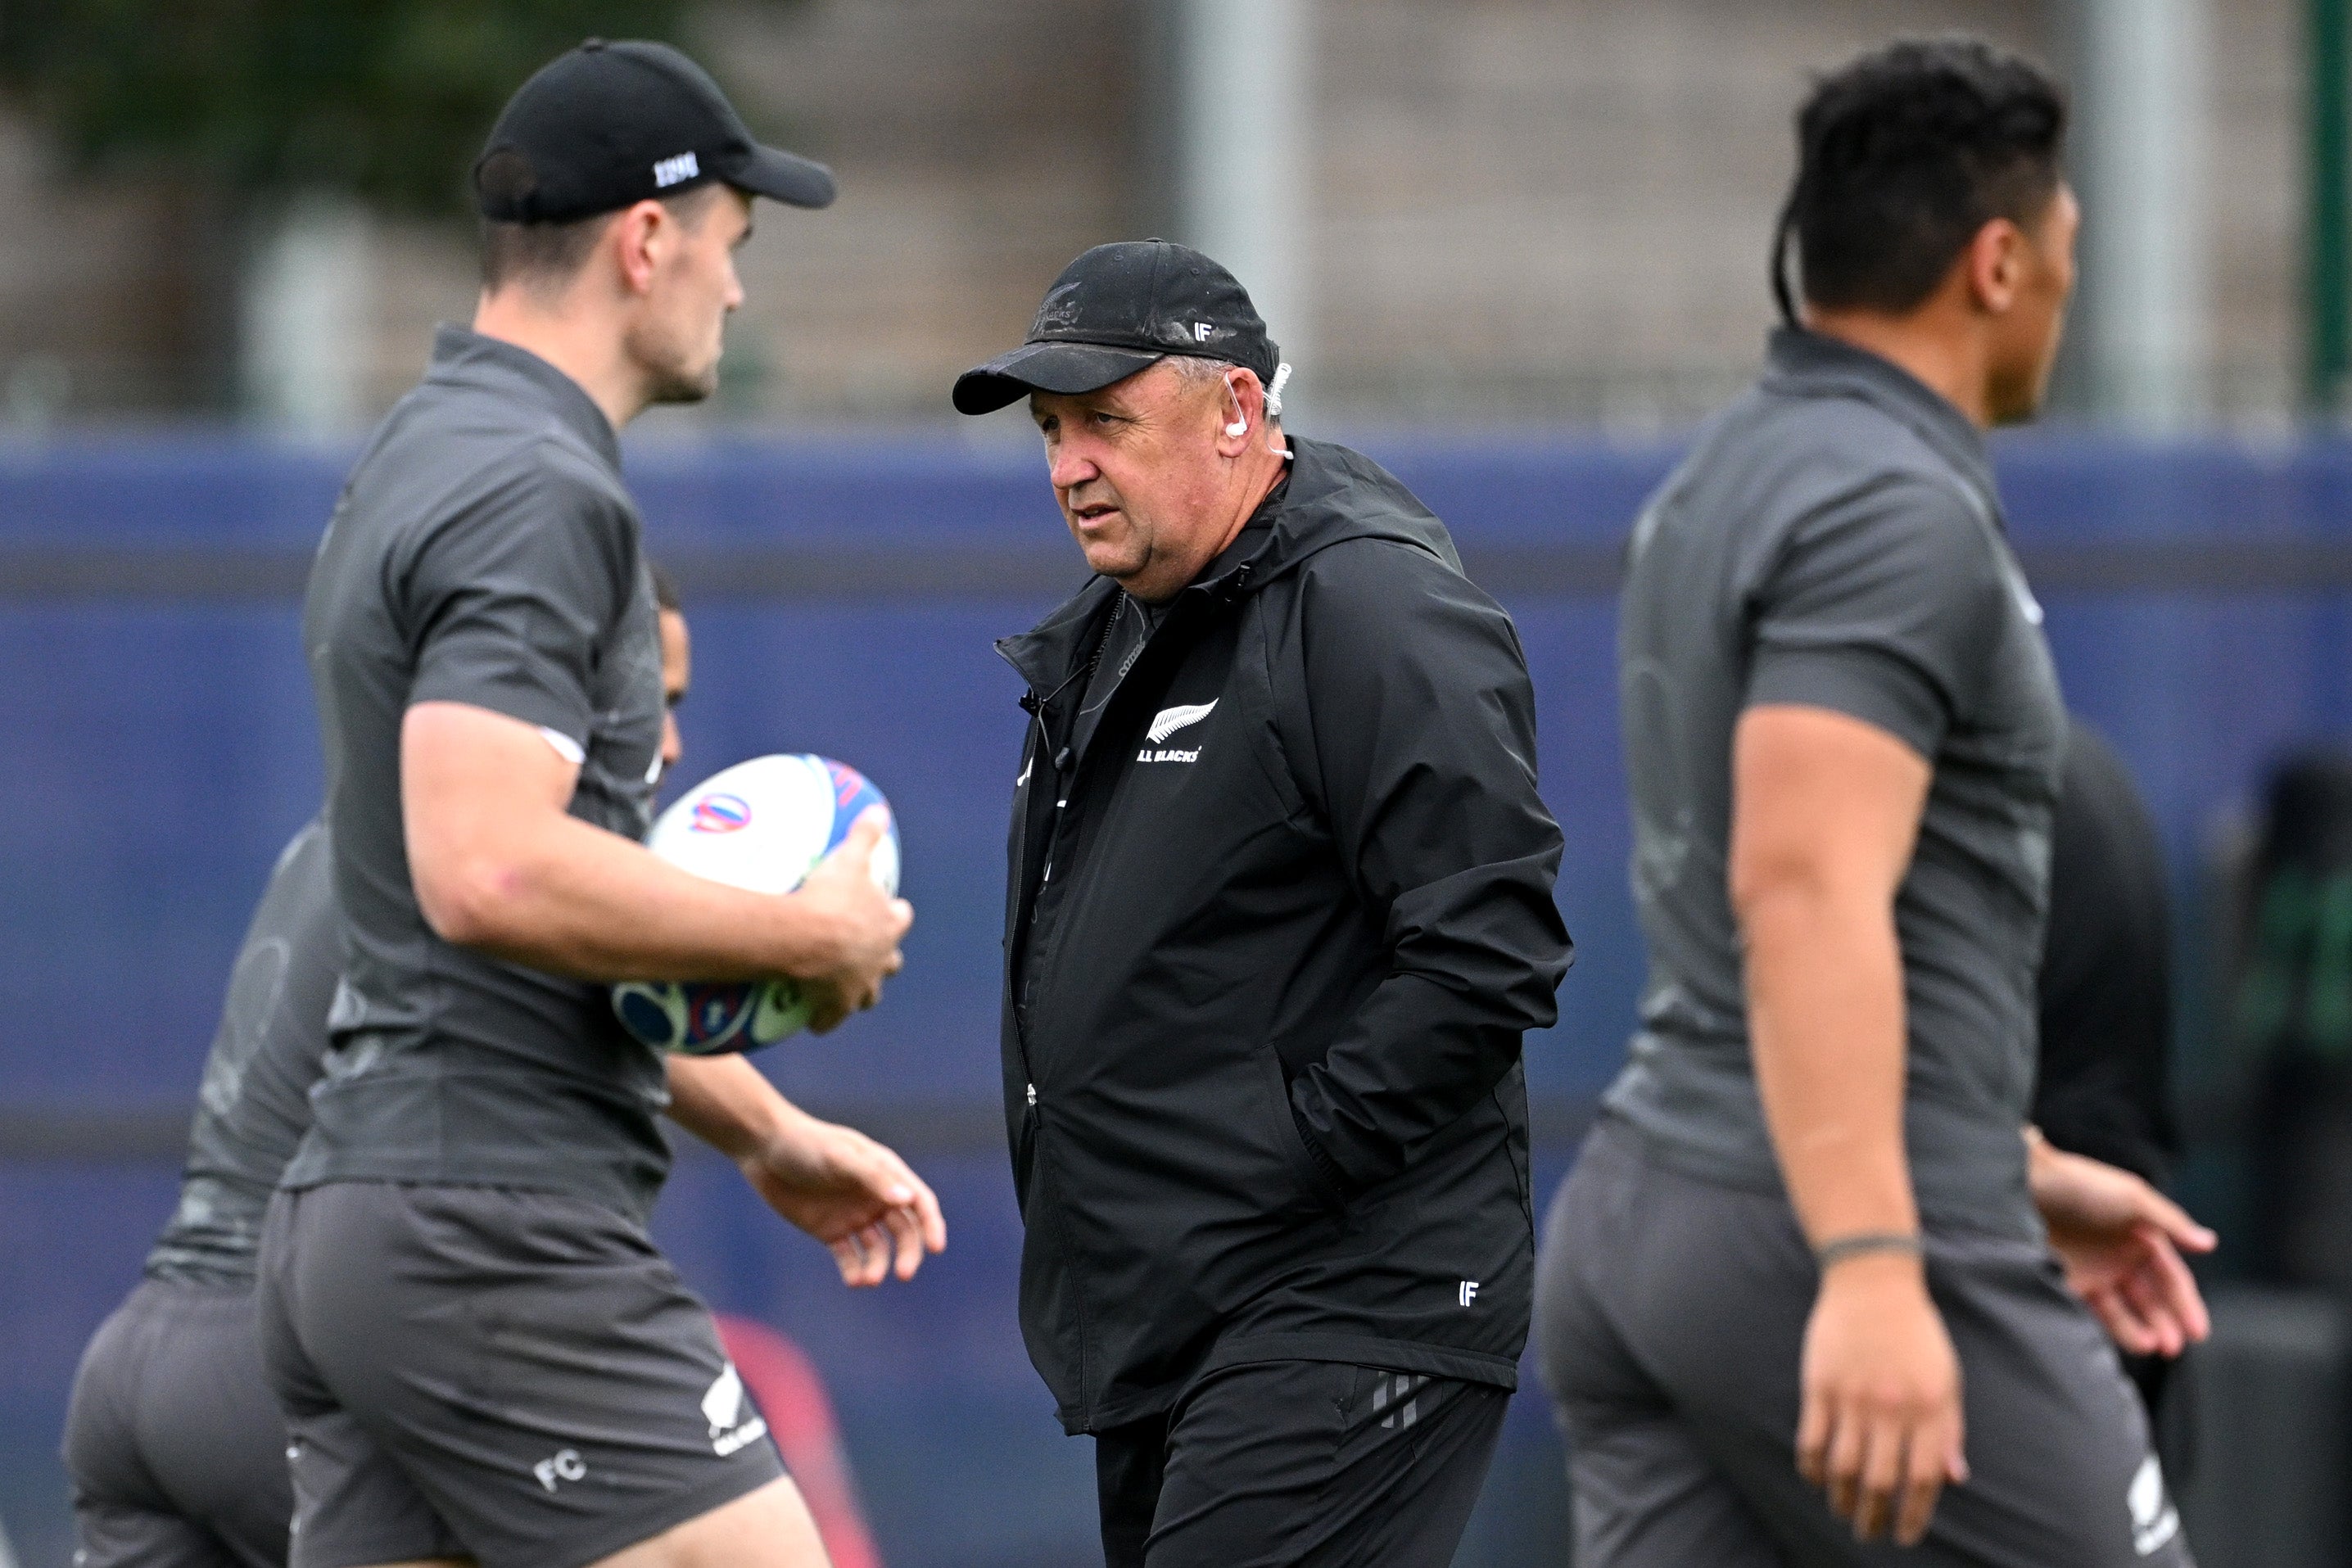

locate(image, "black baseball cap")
[[474, 39, 835, 224], [952, 240, 1280, 415]]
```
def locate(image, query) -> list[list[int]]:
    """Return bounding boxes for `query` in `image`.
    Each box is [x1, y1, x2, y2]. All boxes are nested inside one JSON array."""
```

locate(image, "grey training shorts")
[[64, 1279, 294, 1568], [1536, 1118, 2194, 1568], [257, 1182, 784, 1568]]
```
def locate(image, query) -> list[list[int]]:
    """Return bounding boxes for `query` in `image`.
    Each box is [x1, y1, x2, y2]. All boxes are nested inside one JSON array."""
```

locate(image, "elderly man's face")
[[1030, 361, 1237, 603]]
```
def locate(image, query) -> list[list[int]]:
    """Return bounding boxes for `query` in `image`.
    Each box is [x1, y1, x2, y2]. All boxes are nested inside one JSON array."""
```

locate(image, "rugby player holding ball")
[[261, 43, 934, 1568]]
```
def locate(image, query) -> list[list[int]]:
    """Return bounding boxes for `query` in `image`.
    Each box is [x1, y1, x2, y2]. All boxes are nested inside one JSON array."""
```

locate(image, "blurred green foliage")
[[0, 0, 703, 212]]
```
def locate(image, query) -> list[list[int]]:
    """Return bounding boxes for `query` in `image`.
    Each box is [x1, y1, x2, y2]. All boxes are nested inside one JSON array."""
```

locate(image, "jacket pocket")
[[1260, 1047, 1350, 1220], [1012, 1089, 1046, 1213]]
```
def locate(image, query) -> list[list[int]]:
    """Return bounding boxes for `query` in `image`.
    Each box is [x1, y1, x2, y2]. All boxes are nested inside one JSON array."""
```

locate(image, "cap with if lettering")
[[474, 38, 835, 224], [952, 240, 1281, 415]]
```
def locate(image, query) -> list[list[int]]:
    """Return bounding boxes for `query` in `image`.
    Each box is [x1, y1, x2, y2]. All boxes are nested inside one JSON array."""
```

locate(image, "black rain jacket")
[[995, 435, 1573, 1434]]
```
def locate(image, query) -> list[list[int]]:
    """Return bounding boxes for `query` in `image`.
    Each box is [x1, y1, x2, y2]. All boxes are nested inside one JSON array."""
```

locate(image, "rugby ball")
[[611, 754, 900, 1055]]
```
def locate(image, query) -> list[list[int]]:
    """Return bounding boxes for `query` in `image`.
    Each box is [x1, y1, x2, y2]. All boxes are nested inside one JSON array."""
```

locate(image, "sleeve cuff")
[[1744, 644, 1946, 762], [406, 680, 592, 757]]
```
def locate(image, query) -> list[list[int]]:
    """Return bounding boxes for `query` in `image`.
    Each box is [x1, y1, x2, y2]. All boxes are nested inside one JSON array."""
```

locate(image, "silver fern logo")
[[1147, 700, 1217, 744], [701, 1362, 768, 1457]]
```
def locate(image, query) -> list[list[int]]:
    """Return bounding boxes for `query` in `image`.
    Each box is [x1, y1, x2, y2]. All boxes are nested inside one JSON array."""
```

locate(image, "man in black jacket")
[[952, 240, 1572, 1566]]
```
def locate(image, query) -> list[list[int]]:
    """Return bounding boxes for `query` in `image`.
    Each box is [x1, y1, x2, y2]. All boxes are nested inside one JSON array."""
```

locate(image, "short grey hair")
[[1164, 355, 1280, 419]]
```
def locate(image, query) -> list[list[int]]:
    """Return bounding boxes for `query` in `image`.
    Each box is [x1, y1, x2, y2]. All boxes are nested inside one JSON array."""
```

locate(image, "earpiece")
[[1225, 366, 1296, 459]]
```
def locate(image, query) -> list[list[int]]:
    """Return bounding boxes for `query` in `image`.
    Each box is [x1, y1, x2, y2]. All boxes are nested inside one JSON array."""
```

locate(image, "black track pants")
[[1093, 1357, 1508, 1567]]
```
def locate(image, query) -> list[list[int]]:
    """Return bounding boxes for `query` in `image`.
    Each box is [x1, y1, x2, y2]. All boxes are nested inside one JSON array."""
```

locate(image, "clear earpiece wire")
[[1264, 363, 1294, 459]]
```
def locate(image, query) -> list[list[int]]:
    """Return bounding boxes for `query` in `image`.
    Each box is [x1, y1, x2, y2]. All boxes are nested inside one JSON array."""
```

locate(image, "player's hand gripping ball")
[[612, 754, 900, 1055]]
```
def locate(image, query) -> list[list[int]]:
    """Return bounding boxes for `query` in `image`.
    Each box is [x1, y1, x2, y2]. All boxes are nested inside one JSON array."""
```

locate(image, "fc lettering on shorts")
[[532, 1448, 586, 1492]]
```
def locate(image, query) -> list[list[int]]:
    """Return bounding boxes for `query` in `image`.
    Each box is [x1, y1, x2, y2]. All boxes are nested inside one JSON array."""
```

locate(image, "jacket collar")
[[425, 324, 622, 474], [1759, 327, 1998, 516], [996, 435, 1456, 694], [998, 576, 1121, 698]]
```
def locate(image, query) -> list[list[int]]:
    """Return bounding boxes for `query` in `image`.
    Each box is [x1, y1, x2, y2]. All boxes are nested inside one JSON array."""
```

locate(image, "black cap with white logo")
[[474, 38, 835, 224], [952, 240, 1282, 415]]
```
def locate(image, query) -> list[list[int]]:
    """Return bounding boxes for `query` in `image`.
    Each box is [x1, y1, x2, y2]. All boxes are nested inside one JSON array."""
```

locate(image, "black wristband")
[[1814, 1231, 1923, 1271]]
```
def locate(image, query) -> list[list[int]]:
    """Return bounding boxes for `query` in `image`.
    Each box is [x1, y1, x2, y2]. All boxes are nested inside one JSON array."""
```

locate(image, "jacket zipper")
[[1007, 624, 1097, 1105], [1012, 596, 1140, 1092], [1011, 695, 1051, 1098]]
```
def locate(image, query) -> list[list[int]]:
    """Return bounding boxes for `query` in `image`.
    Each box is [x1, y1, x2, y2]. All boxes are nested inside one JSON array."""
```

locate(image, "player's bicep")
[[401, 700, 581, 943], [1729, 704, 1929, 920]]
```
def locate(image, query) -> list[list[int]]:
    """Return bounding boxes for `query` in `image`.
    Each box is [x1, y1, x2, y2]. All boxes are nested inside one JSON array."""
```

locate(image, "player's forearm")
[[2020, 1123, 2096, 1213], [405, 699, 866, 983], [665, 1053, 807, 1160], [427, 808, 850, 983], [1739, 875, 1920, 1248]]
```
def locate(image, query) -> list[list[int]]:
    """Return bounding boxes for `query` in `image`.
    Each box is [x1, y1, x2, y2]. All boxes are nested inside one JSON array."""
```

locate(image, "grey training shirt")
[[147, 820, 341, 1286], [290, 326, 668, 1220], [1606, 327, 2065, 1240]]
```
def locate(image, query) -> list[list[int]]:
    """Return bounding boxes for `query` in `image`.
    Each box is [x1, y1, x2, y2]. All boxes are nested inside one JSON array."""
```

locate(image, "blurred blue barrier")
[[7, 428, 2352, 1566]]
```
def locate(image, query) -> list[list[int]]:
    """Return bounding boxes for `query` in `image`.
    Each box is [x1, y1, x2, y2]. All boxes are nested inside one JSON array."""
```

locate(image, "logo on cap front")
[[653, 151, 700, 188], [1034, 281, 1083, 334]]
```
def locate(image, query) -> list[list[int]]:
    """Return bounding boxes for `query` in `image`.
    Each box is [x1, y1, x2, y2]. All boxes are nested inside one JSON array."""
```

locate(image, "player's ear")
[[612, 201, 666, 296], [1966, 217, 2024, 317]]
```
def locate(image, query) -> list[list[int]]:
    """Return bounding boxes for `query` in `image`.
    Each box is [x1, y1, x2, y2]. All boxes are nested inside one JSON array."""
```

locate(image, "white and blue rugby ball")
[[612, 753, 900, 1056]]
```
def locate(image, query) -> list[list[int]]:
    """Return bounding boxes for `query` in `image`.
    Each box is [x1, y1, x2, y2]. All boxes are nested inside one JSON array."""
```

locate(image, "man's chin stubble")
[[648, 367, 719, 406]]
